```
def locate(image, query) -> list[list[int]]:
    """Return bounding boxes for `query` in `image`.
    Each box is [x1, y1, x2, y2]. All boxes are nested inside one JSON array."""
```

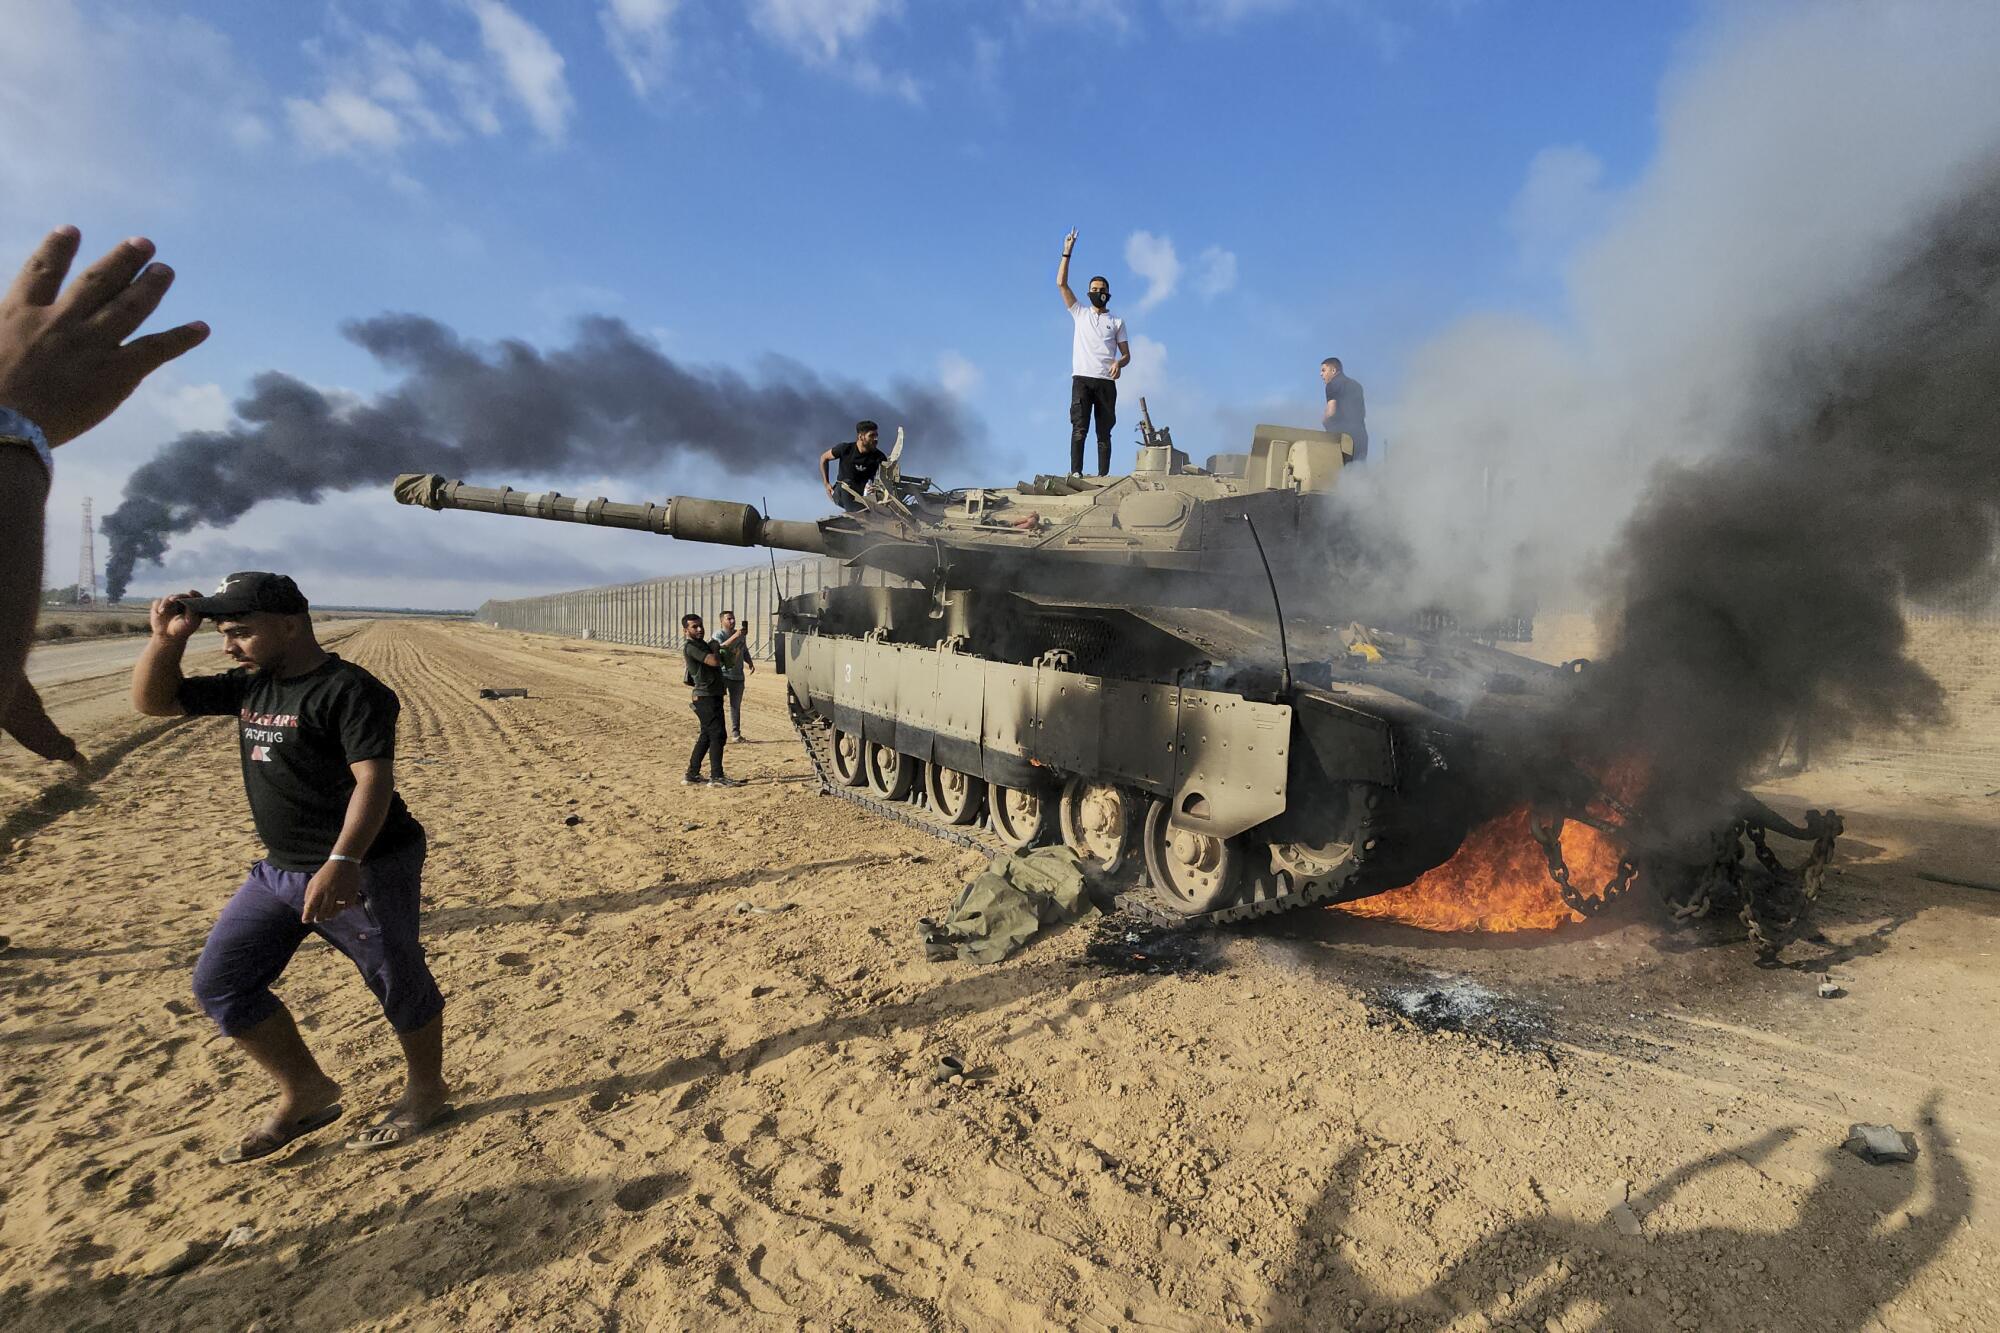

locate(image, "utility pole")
[[78, 497, 96, 604]]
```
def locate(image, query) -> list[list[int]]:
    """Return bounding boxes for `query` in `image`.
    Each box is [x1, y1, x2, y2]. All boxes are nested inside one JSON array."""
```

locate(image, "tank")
[[392, 416, 1840, 935]]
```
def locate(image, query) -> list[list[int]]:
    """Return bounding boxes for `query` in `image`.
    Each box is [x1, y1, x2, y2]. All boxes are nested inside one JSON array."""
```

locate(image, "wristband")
[[0, 407, 53, 481], [326, 853, 362, 865]]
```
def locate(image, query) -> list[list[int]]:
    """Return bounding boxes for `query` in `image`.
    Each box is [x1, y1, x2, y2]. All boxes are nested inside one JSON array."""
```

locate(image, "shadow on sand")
[[1262, 1095, 1970, 1332]]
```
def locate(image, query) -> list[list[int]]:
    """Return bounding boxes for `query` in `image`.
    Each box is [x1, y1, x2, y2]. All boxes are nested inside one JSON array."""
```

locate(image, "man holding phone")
[[715, 608, 756, 743], [132, 573, 449, 1162]]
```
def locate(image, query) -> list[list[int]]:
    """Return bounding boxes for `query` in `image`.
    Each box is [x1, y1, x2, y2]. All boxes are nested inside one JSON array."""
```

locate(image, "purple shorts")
[[192, 839, 443, 1037]]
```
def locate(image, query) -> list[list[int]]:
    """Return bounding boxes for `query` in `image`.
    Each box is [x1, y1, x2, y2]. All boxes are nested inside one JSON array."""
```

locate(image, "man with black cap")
[[132, 573, 449, 1163]]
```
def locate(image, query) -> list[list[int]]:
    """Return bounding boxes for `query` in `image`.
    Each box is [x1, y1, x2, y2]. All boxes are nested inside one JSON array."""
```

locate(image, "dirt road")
[[2, 621, 1995, 1331], [21, 634, 158, 690]]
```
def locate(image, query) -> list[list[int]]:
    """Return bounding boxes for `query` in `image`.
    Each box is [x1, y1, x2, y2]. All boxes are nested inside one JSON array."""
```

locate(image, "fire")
[[1337, 806, 1629, 933]]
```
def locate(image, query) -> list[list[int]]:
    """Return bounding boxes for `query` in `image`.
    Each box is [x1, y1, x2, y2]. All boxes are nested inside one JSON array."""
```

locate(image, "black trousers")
[[687, 695, 727, 778], [723, 677, 745, 735], [1070, 375, 1116, 475]]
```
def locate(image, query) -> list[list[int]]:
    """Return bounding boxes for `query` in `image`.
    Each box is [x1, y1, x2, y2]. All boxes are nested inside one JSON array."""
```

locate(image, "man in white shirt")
[[1057, 230, 1130, 476]]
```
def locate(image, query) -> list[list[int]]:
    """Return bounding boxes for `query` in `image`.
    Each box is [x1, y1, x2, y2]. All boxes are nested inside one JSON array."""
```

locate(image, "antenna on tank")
[[1239, 513, 1292, 696], [762, 495, 782, 603]]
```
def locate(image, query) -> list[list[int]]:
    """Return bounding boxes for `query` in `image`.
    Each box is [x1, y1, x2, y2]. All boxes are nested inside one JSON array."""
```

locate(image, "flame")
[[1336, 806, 1630, 933]]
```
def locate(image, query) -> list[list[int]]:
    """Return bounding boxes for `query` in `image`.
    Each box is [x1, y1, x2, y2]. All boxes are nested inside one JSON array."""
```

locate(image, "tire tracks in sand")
[[3, 621, 1997, 1332]]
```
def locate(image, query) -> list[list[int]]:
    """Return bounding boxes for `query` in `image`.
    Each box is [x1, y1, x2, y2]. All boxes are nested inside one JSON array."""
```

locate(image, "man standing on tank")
[[1058, 230, 1130, 477], [819, 421, 886, 512], [1320, 357, 1369, 462], [682, 612, 739, 787]]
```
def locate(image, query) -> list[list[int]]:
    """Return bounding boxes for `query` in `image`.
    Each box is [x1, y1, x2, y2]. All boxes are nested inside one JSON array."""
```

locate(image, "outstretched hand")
[[0, 227, 209, 446], [1062, 228, 1077, 255]]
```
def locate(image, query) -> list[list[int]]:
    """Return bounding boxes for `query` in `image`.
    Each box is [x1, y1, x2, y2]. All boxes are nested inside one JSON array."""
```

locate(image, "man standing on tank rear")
[[131, 572, 448, 1163], [1058, 230, 1130, 476], [1320, 357, 1368, 462]]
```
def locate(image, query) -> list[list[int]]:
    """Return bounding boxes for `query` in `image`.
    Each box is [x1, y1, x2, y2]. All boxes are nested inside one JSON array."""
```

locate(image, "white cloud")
[[1507, 144, 1611, 268], [283, 6, 567, 160], [601, 0, 681, 96], [157, 383, 233, 435], [1123, 230, 1182, 312], [1118, 333, 1169, 409], [1193, 245, 1238, 298], [748, 0, 920, 101], [464, 0, 574, 142], [228, 113, 274, 150], [938, 351, 982, 398], [0, 2, 266, 227], [287, 87, 406, 157], [751, 0, 899, 61]]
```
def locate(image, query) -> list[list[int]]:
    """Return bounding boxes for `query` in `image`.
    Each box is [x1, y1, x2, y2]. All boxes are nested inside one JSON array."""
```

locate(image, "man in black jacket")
[[682, 612, 740, 787]]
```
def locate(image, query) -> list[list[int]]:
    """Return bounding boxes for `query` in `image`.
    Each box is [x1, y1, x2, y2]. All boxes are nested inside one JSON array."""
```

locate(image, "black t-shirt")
[[178, 654, 424, 872], [684, 638, 724, 697], [1325, 374, 1369, 461], [829, 440, 885, 511]]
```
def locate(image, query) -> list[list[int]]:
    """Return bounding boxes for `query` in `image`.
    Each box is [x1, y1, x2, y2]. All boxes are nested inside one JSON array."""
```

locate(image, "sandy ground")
[[2, 620, 1997, 1332]]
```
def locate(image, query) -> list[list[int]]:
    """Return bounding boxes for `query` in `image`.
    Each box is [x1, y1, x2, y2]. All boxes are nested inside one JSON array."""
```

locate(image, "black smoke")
[[1575, 163, 2000, 838], [104, 314, 979, 599]]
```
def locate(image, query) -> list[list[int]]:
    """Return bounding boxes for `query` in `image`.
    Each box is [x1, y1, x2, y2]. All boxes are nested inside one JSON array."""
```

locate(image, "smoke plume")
[[1345, 3, 2000, 610], [1329, 2, 2000, 836], [1579, 164, 2000, 835], [104, 314, 978, 599]]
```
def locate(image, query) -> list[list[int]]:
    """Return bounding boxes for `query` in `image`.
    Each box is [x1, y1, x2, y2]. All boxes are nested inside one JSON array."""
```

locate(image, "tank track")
[[788, 702, 998, 856], [787, 699, 1440, 928]]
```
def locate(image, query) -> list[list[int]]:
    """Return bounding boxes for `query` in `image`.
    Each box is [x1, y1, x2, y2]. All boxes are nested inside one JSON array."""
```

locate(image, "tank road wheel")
[[830, 730, 867, 787], [1059, 778, 1139, 876], [990, 784, 1053, 851], [1269, 833, 1358, 879], [923, 765, 987, 825], [865, 743, 918, 802], [1142, 799, 1245, 918]]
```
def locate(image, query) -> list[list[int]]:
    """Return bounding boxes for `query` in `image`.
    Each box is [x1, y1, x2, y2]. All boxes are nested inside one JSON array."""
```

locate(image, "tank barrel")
[[391, 473, 827, 554]]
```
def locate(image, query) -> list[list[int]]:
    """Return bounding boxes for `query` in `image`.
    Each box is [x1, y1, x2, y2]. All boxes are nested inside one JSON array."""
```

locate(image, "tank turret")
[[395, 420, 1354, 608]]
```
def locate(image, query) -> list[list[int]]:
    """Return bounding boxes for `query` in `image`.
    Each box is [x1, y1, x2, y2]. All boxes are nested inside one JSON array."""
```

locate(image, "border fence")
[[479, 554, 1998, 656], [474, 556, 902, 664]]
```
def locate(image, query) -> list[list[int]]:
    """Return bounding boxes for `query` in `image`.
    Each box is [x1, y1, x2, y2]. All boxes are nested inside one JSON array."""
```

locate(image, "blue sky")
[[7, 0, 1699, 607]]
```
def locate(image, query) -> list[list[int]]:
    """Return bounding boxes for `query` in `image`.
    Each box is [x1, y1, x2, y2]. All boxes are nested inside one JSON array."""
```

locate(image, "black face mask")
[[1088, 289, 1109, 309]]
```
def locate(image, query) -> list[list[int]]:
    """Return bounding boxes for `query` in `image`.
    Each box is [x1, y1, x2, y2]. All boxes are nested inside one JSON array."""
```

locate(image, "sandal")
[[218, 1103, 344, 1165], [345, 1104, 456, 1152]]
